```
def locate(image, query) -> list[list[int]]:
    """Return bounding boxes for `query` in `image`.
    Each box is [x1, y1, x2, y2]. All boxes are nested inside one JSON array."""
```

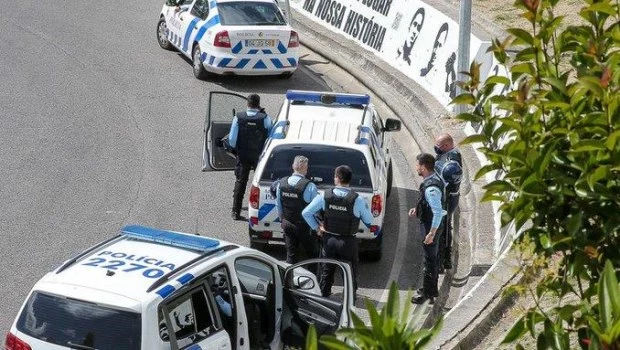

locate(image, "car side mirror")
[[293, 276, 315, 290], [382, 118, 401, 132]]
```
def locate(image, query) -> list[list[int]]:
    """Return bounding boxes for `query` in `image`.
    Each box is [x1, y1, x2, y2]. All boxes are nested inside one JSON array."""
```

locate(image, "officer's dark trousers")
[[281, 220, 318, 264], [319, 233, 358, 298], [438, 194, 459, 266], [232, 160, 256, 214], [420, 223, 441, 297]]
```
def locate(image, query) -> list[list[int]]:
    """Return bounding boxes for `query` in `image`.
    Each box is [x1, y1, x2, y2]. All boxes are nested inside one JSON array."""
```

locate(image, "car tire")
[[248, 228, 267, 251], [365, 246, 383, 262], [279, 72, 294, 79], [192, 45, 209, 80], [156, 18, 174, 50], [386, 161, 394, 198]]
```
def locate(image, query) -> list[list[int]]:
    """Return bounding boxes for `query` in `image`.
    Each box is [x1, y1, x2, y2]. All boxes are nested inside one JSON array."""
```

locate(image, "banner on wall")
[[290, 0, 500, 109]]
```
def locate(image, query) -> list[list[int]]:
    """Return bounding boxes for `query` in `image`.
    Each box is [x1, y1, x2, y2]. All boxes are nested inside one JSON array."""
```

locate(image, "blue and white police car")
[[201, 90, 402, 261], [157, 0, 299, 79], [6, 225, 354, 350]]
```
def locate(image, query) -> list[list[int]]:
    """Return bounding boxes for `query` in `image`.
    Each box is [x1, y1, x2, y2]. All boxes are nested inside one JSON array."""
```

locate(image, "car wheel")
[[192, 45, 209, 80], [365, 247, 382, 262], [157, 18, 174, 50], [248, 228, 267, 251], [279, 72, 294, 79], [386, 161, 393, 198]]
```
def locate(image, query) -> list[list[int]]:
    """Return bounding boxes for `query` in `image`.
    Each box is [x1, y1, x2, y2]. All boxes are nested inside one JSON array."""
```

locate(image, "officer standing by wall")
[[228, 94, 273, 220], [409, 153, 446, 304], [302, 165, 373, 298], [434, 133, 463, 273], [275, 155, 319, 264]]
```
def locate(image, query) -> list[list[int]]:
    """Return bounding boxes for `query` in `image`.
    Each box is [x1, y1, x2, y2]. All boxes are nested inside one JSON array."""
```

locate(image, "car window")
[[161, 287, 217, 348], [259, 144, 372, 188], [218, 2, 286, 25], [16, 292, 141, 350], [191, 0, 209, 19]]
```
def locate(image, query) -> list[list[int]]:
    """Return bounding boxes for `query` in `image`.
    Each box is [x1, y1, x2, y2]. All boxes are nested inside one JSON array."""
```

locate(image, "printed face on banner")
[[396, 7, 425, 65]]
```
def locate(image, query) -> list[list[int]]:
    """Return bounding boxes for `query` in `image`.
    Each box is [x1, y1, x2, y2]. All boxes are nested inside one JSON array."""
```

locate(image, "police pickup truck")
[[6, 225, 354, 350], [201, 90, 401, 261]]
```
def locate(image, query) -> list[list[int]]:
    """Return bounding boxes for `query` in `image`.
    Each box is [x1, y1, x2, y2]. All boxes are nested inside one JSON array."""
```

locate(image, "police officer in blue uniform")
[[409, 153, 446, 304], [302, 165, 373, 298], [275, 155, 319, 264], [434, 133, 463, 273], [228, 94, 273, 220]]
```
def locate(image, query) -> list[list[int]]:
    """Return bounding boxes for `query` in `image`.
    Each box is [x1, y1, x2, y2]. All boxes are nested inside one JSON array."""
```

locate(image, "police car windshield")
[[218, 2, 286, 26], [16, 292, 141, 350], [260, 144, 372, 188]]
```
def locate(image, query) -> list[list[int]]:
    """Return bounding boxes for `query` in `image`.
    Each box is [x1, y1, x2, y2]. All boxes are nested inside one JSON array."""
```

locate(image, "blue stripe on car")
[[156, 285, 175, 298], [194, 15, 221, 42], [262, 49, 272, 54], [182, 17, 202, 52], [218, 58, 232, 67], [253, 59, 267, 69], [258, 203, 275, 220], [277, 41, 287, 53], [287, 58, 297, 66], [187, 345, 203, 350], [177, 273, 194, 285], [271, 58, 283, 68], [235, 59, 250, 68], [209, 56, 216, 65], [231, 41, 243, 54], [248, 49, 259, 54]]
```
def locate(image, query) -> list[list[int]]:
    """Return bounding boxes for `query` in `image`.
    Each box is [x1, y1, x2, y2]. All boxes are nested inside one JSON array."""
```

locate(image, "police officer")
[[409, 153, 446, 304], [434, 133, 463, 273], [228, 94, 273, 220], [302, 165, 373, 298], [275, 155, 319, 264]]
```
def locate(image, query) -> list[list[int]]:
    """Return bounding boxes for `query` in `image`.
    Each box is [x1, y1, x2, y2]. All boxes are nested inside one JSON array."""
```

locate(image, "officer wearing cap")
[[275, 155, 319, 264], [302, 165, 373, 298], [228, 94, 273, 220], [434, 133, 463, 273], [409, 153, 446, 304]]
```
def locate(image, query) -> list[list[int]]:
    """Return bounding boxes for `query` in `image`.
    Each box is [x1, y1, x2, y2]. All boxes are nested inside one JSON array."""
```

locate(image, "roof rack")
[[56, 235, 122, 274], [146, 245, 238, 293]]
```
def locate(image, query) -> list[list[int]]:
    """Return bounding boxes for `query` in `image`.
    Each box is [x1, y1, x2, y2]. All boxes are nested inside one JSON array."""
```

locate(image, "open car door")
[[202, 91, 248, 171], [281, 259, 354, 347]]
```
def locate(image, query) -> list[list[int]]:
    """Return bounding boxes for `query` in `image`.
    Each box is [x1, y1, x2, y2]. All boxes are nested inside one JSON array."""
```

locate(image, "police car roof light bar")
[[285, 90, 370, 105], [146, 245, 238, 293], [121, 225, 220, 252], [56, 235, 123, 274]]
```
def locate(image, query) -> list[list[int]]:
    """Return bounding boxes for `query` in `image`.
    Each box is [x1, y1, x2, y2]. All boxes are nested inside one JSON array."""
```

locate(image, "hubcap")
[[158, 22, 168, 44], [194, 50, 201, 71]]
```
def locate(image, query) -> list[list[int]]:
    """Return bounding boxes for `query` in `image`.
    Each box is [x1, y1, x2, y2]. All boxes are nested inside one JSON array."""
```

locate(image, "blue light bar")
[[121, 225, 220, 252], [286, 90, 370, 105]]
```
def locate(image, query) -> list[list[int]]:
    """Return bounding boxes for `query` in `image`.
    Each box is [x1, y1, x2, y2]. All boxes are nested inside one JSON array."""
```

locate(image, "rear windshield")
[[260, 144, 373, 188], [218, 2, 286, 26], [16, 292, 141, 350]]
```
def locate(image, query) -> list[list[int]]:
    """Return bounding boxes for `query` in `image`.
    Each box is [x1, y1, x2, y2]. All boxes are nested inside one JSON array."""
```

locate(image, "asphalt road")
[[0, 0, 424, 336]]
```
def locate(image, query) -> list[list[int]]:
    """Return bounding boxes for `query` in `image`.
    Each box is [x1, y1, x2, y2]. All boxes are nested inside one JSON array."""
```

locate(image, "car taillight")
[[5, 332, 31, 350], [260, 231, 273, 239], [249, 185, 260, 209], [214, 30, 231, 48], [288, 30, 299, 48], [371, 194, 382, 217], [250, 216, 259, 226]]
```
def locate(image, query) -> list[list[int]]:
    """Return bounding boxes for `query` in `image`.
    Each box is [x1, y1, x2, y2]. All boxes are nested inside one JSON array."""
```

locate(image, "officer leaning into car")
[[302, 165, 373, 299], [228, 93, 273, 220], [434, 133, 463, 274], [275, 155, 319, 264], [409, 153, 446, 305]]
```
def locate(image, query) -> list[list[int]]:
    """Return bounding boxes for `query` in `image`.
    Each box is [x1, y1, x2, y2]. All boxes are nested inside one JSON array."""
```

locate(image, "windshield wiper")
[[67, 341, 97, 350]]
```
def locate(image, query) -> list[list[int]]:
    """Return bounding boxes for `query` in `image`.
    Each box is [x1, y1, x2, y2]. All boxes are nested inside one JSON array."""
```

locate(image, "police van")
[[157, 0, 298, 79], [201, 90, 401, 261], [6, 225, 355, 350]]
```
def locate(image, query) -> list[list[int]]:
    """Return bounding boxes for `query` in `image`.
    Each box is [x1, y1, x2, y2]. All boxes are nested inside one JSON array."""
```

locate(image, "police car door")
[[161, 285, 232, 350], [202, 91, 248, 171], [281, 259, 354, 347], [165, 0, 194, 51]]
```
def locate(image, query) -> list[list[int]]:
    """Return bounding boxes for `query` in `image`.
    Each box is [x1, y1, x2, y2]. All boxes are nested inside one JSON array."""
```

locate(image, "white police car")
[[201, 90, 401, 261], [6, 225, 354, 350], [157, 0, 299, 79]]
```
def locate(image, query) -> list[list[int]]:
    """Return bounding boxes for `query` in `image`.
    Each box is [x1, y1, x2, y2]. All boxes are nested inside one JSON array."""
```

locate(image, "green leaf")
[[502, 316, 527, 343], [462, 134, 489, 145], [605, 130, 620, 150], [540, 234, 552, 249], [512, 62, 537, 76], [485, 75, 512, 87], [542, 77, 568, 95], [319, 336, 354, 350], [571, 140, 607, 152], [588, 166, 608, 190], [567, 212, 583, 236], [508, 28, 535, 45], [579, 76, 605, 98], [603, 261, 620, 320], [484, 180, 516, 193], [306, 324, 319, 350], [584, 2, 617, 15], [451, 93, 476, 105]]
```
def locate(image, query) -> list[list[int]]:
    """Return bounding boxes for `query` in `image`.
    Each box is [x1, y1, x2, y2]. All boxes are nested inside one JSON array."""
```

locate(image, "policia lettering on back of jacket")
[[227, 94, 273, 220], [303, 165, 374, 299]]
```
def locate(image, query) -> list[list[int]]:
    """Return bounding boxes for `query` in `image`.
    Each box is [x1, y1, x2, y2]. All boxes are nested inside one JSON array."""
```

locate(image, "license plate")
[[245, 39, 276, 47]]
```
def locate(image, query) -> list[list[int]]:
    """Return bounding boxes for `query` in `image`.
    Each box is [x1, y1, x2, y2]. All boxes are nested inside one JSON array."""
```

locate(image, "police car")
[[6, 225, 355, 350], [157, 0, 298, 79], [201, 90, 401, 261]]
